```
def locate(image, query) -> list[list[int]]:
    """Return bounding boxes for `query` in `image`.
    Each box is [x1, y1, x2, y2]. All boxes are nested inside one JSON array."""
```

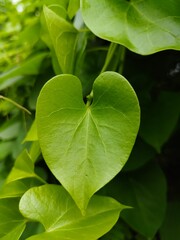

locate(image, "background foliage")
[[0, 0, 180, 239]]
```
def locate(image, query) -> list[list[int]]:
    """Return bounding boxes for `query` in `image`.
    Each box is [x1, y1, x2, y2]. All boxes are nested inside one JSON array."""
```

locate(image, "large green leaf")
[[0, 198, 26, 239], [36, 72, 140, 212], [81, 0, 180, 55], [43, 6, 78, 73], [19, 184, 125, 240], [103, 162, 167, 238]]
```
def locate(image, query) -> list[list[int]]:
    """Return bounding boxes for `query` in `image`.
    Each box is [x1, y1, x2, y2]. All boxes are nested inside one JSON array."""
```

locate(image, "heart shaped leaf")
[[36, 72, 140, 211], [81, 0, 180, 54], [19, 184, 126, 240]]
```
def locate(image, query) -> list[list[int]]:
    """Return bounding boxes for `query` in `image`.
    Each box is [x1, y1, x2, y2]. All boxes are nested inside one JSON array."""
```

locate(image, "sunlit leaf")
[[0, 198, 26, 239], [36, 72, 140, 212], [43, 6, 78, 73], [19, 184, 125, 240], [23, 120, 38, 142], [6, 150, 44, 184], [81, 0, 180, 54]]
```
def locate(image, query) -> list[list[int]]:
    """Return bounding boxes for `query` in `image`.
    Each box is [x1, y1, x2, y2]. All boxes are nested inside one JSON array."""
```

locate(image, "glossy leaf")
[[19, 184, 125, 240], [104, 162, 167, 238], [0, 198, 26, 239], [23, 121, 38, 142], [6, 150, 44, 184], [0, 223, 25, 240], [36, 72, 140, 211], [0, 178, 41, 199], [28, 141, 41, 163], [43, 6, 78, 73], [81, 0, 180, 54]]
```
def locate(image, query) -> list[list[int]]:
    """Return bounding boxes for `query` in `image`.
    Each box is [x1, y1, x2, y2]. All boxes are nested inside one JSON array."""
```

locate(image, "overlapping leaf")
[[36, 72, 140, 212], [0, 198, 26, 239], [43, 6, 78, 73], [19, 184, 125, 240], [81, 0, 180, 54]]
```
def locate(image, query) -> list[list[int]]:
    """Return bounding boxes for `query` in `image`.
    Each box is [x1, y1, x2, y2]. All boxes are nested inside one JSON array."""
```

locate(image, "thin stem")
[[35, 174, 47, 184], [86, 91, 93, 107], [118, 45, 126, 74], [100, 42, 118, 73], [0, 95, 31, 115]]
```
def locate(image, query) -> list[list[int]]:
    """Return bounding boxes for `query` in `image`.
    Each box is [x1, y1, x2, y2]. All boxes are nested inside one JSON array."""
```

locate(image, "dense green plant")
[[0, 0, 180, 239]]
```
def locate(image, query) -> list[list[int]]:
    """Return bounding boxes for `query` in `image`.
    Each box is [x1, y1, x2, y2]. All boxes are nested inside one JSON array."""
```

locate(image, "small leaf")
[[81, 0, 180, 54], [0, 198, 26, 238], [6, 150, 44, 184], [36, 72, 140, 212], [0, 178, 41, 199], [43, 6, 78, 73], [19, 184, 125, 240], [23, 120, 38, 142]]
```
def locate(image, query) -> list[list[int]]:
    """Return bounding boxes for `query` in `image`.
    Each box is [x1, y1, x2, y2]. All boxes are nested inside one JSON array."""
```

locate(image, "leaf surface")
[[43, 6, 78, 73], [36, 72, 140, 211], [19, 184, 125, 240], [6, 150, 44, 184], [81, 0, 180, 54], [0, 198, 26, 239]]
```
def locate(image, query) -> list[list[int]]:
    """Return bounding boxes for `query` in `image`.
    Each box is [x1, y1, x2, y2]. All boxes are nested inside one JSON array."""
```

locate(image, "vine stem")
[[0, 95, 31, 115], [100, 42, 118, 74]]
